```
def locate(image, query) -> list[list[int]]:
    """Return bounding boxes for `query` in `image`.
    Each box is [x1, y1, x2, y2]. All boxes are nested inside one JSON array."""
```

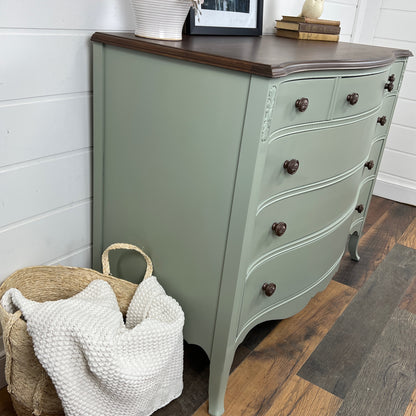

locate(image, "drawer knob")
[[377, 116, 387, 126], [295, 97, 309, 112], [388, 74, 396, 82], [355, 204, 364, 214], [262, 283, 277, 297], [347, 93, 359, 105], [272, 222, 287, 236], [385, 81, 394, 92], [283, 159, 300, 175], [365, 160, 375, 170]]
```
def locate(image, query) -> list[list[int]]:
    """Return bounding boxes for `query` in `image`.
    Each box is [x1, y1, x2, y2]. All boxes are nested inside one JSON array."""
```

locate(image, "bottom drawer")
[[239, 214, 352, 332]]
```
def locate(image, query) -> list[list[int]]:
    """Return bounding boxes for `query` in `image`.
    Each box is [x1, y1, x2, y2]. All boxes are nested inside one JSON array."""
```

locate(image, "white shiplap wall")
[[354, 0, 416, 205], [0, 2, 134, 387], [263, 0, 359, 41], [0, 2, 135, 285]]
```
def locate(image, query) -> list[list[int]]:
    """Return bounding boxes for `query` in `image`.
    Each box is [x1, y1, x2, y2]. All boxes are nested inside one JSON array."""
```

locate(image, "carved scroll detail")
[[260, 85, 277, 142]]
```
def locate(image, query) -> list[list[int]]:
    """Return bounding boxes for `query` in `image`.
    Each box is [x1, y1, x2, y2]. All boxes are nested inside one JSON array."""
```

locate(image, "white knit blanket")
[[1, 276, 184, 416]]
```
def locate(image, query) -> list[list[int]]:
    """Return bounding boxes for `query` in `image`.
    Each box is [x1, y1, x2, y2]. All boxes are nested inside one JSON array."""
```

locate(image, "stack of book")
[[275, 16, 340, 42]]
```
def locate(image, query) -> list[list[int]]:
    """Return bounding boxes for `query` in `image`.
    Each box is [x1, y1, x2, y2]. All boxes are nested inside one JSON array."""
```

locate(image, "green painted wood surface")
[[239, 213, 352, 333], [332, 69, 388, 119], [249, 168, 362, 263], [92, 39, 408, 416], [97, 44, 251, 356], [259, 113, 377, 203], [271, 77, 336, 129]]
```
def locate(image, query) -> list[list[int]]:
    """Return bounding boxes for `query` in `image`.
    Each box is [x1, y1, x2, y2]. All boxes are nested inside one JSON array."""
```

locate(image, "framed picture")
[[185, 0, 263, 36]]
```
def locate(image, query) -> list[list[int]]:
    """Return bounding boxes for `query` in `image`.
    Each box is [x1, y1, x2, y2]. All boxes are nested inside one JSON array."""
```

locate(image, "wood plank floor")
[[1, 196, 415, 416]]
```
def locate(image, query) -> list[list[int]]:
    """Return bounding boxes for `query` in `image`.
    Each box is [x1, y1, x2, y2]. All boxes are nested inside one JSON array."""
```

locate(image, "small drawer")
[[332, 70, 388, 119], [271, 77, 336, 130], [249, 169, 362, 263], [259, 114, 375, 203], [352, 179, 374, 224], [239, 214, 352, 331]]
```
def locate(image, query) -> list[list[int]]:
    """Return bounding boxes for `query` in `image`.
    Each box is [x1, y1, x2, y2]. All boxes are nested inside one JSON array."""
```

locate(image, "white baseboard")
[[374, 175, 416, 206]]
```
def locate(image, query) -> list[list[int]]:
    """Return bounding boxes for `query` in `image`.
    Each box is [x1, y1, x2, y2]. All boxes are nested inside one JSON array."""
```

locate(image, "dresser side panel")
[[96, 45, 251, 355]]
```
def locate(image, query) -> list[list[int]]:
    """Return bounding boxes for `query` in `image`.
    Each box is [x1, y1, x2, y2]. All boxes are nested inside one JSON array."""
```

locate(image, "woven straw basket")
[[0, 243, 153, 416]]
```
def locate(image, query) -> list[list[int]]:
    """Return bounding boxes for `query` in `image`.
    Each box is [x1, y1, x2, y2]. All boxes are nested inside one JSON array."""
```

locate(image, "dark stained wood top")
[[91, 32, 413, 78]]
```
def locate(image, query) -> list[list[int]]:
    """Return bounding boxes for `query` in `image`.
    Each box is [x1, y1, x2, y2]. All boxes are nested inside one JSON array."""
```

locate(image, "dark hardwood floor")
[[1, 196, 416, 416]]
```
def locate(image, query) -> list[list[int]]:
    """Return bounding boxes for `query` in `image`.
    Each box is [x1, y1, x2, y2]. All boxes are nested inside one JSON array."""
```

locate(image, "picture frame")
[[185, 0, 264, 36]]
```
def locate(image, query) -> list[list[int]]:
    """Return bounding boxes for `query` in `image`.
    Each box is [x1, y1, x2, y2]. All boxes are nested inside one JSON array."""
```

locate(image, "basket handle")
[[101, 243, 153, 279]]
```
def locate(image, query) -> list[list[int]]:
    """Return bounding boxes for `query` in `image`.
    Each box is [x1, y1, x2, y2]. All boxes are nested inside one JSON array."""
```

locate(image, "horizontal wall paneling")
[[378, 149, 416, 183], [0, 201, 91, 283], [0, 150, 91, 228], [0, 94, 91, 167], [392, 98, 416, 129], [375, 9, 416, 41], [382, 0, 416, 12], [0, 32, 91, 101], [0, 0, 134, 30], [386, 125, 416, 155], [48, 245, 92, 268], [399, 71, 416, 101]]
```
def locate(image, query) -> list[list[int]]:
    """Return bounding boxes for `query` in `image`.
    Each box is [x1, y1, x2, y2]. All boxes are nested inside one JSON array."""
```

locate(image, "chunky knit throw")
[[1, 276, 184, 416]]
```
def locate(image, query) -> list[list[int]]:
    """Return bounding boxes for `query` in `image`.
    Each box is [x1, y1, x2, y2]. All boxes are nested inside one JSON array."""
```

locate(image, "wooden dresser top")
[[91, 32, 412, 78]]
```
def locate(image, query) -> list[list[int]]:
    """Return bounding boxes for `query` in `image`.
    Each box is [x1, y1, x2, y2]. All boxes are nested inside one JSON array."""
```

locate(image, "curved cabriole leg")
[[207, 348, 235, 416], [348, 232, 361, 262]]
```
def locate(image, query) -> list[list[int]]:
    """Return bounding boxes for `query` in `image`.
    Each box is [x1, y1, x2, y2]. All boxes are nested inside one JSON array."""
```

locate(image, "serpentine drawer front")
[[259, 114, 376, 202], [91, 33, 411, 416]]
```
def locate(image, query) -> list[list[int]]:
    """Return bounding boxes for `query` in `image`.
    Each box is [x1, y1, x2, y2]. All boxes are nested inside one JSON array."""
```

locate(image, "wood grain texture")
[[91, 33, 412, 79], [154, 334, 267, 415], [263, 376, 342, 416], [193, 280, 356, 416], [299, 244, 416, 399], [404, 387, 416, 416], [361, 195, 395, 235], [336, 308, 416, 416], [399, 274, 416, 315], [399, 217, 416, 250], [335, 201, 415, 289]]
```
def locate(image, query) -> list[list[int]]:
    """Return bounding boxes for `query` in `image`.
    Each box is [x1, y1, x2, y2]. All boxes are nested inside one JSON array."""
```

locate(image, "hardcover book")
[[281, 15, 341, 26], [275, 29, 340, 42]]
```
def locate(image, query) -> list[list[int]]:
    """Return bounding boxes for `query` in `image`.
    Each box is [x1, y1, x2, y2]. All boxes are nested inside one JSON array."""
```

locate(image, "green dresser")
[[91, 33, 411, 416]]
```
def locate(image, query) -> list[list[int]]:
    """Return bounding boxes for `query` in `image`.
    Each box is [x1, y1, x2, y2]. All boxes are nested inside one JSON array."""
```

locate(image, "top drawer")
[[271, 77, 336, 130], [332, 70, 389, 119], [270, 68, 392, 131]]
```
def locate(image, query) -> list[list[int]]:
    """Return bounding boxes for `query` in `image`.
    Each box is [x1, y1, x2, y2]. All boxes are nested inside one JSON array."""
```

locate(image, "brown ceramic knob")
[[388, 74, 395, 82], [355, 204, 364, 214], [272, 222, 287, 236], [365, 160, 375, 170], [283, 159, 300, 175], [377, 116, 387, 126], [295, 97, 309, 112], [262, 283, 277, 297], [347, 93, 359, 105], [385, 82, 394, 92]]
